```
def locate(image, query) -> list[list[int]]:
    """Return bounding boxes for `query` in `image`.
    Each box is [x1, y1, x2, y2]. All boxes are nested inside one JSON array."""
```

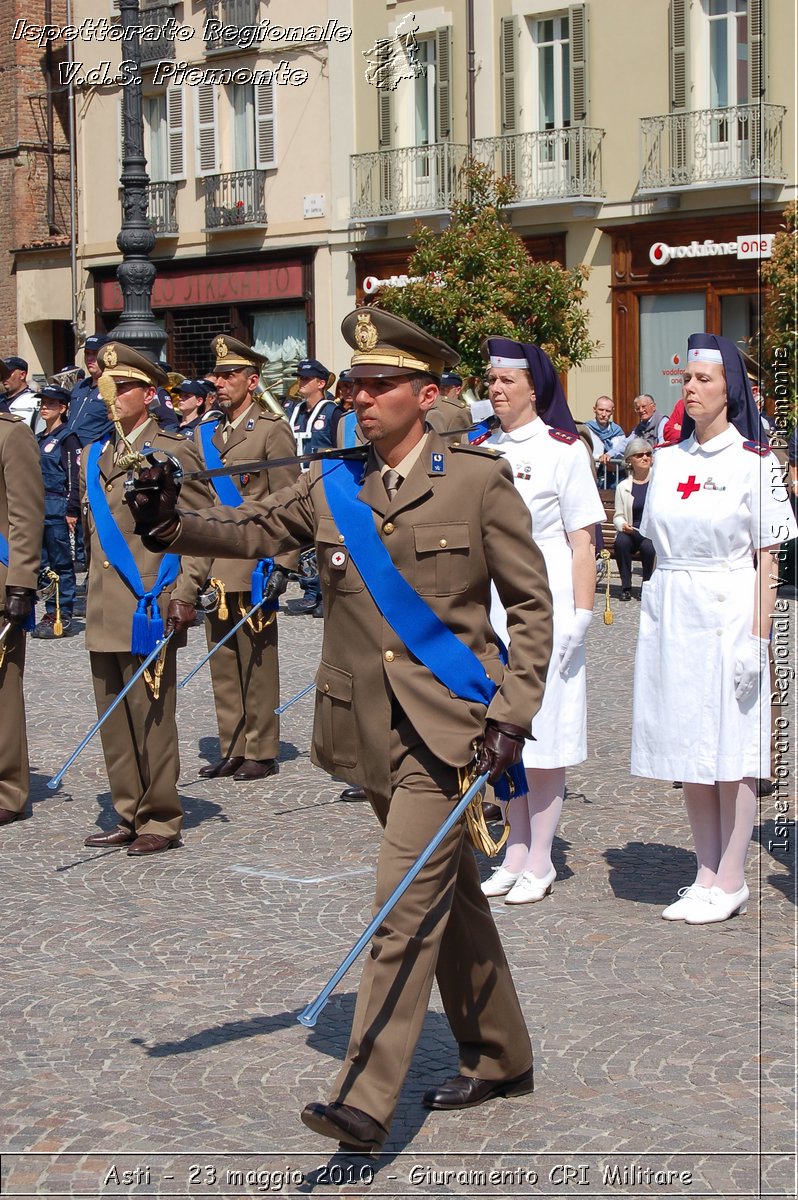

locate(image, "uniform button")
[[439, 538, 448, 548], [105, 483, 113, 492], [323, 683, 330, 693], [384, 650, 394, 663], [102, 560, 110, 569], [337, 535, 345, 544], [383, 522, 395, 535]]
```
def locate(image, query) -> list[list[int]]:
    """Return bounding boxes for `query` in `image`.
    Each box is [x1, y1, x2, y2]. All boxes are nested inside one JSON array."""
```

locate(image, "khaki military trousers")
[[0, 628, 29, 814], [90, 649, 183, 839], [206, 596, 280, 760], [331, 715, 533, 1132]]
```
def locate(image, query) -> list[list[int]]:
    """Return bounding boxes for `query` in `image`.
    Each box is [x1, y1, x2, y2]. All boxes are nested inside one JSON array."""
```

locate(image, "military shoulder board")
[[548, 427, 578, 445], [742, 440, 770, 457]]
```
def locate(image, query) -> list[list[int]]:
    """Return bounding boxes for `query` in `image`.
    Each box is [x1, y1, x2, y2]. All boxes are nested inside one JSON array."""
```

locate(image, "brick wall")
[[0, 1, 69, 350]]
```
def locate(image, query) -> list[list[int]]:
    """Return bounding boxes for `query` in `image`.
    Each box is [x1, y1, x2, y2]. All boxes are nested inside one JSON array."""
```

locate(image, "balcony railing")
[[204, 170, 267, 230], [639, 104, 786, 190], [204, 0, 260, 49], [473, 128, 605, 203], [146, 181, 178, 235], [139, 5, 176, 64], [351, 143, 469, 220]]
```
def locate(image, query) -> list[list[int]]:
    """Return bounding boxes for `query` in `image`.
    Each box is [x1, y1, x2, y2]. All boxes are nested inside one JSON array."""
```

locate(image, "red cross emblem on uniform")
[[677, 475, 701, 499]]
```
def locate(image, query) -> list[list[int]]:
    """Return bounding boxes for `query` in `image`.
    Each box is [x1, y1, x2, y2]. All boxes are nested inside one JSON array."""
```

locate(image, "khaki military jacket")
[[80, 426, 212, 652], [167, 430, 553, 794], [0, 413, 44, 601], [193, 406, 300, 590], [426, 394, 472, 435]]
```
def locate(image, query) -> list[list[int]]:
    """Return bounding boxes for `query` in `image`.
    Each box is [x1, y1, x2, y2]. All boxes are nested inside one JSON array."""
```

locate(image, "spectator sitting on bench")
[[613, 437, 656, 601], [586, 396, 626, 488]]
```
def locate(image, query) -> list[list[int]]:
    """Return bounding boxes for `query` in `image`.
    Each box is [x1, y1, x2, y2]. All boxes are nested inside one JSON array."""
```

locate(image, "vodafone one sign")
[[649, 234, 774, 265]]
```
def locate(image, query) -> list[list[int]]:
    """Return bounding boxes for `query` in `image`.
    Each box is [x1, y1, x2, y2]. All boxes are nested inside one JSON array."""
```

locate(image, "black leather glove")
[[263, 567, 289, 604], [4, 586, 36, 626], [475, 719, 528, 785], [165, 599, 197, 637], [125, 462, 181, 535]]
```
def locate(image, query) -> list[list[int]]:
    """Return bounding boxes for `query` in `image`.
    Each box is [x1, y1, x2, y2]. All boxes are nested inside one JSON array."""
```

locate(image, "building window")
[[229, 83, 277, 172], [707, 0, 748, 109], [535, 16, 571, 133], [145, 95, 168, 181]]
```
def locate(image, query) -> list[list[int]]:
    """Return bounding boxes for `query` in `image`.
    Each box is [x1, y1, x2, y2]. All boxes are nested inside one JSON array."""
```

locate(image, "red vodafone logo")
[[649, 241, 671, 265]]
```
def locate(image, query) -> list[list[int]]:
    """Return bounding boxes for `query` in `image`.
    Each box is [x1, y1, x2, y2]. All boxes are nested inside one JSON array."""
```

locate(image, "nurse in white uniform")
[[631, 333, 797, 924], [480, 338, 605, 905]]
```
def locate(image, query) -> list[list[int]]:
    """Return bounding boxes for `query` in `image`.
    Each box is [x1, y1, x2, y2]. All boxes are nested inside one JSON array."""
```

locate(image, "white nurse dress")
[[631, 426, 797, 784], [488, 418, 605, 768]]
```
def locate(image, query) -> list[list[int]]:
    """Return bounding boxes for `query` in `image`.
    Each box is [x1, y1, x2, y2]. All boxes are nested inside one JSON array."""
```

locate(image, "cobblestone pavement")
[[1, 571, 795, 1199]]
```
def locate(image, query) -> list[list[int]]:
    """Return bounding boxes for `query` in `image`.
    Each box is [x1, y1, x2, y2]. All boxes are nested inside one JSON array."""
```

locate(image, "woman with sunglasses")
[[631, 333, 796, 924], [613, 438, 656, 600]]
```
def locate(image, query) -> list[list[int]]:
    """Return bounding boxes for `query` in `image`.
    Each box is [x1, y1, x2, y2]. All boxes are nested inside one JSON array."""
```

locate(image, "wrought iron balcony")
[[138, 4, 176, 65], [204, 0, 261, 50], [639, 104, 786, 190], [473, 128, 605, 203], [145, 181, 178, 236], [351, 143, 468, 220], [204, 170, 267, 230]]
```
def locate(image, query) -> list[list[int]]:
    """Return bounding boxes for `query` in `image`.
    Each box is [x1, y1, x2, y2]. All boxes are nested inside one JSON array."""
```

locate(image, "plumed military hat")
[[481, 336, 577, 435], [342, 307, 459, 379], [685, 333, 765, 445], [96, 342, 168, 388], [209, 334, 267, 374]]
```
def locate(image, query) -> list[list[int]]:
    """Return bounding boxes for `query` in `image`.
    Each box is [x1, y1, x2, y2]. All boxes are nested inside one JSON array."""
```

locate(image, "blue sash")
[[198, 419, 244, 508], [86, 442, 180, 654], [0, 531, 35, 632], [321, 457, 527, 800], [341, 411, 359, 449], [467, 419, 494, 445]]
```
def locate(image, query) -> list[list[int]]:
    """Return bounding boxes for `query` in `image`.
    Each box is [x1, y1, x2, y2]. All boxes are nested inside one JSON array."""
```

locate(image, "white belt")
[[655, 556, 752, 573]]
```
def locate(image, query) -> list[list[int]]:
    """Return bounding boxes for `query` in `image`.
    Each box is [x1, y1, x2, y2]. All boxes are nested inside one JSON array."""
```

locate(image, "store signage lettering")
[[649, 235, 774, 266], [99, 262, 304, 310]]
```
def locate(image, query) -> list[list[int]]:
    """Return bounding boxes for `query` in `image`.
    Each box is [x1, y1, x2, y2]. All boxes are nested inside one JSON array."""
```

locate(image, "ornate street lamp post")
[[109, 0, 165, 361]]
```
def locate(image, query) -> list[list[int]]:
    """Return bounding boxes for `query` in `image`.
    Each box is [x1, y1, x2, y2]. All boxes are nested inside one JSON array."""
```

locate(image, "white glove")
[[558, 609, 593, 679], [733, 635, 769, 703]]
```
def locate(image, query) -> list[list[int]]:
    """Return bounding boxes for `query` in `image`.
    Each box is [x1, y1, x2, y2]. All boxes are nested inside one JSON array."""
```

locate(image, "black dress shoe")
[[84, 825, 133, 847], [422, 1067, 534, 1110], [199, 756, 245, 779], [311, 600, 324, 618], [620, 589, 632, 601], [300, 1102, 387, 1152], [339, 786, 367, 801], [232, 758, 279, 781], [287, 597, 322, 615]]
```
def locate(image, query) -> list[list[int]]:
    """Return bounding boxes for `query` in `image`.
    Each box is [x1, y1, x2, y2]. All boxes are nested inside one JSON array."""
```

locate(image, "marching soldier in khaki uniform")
[[192, 335, 300, 781], [0, 362, 44, 824], [128, 309, 553, 1149], [80, 343, 212, 855]]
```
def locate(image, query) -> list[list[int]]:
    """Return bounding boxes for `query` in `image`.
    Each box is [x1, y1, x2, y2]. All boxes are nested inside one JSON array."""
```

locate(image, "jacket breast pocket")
[[316, 515, 364, 594], [314, 660, 357, 768], [413, 523, 470, 595]]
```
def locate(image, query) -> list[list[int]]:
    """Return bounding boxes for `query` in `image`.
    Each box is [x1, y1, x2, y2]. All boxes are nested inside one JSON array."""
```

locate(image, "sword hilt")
[[123, 450, 184, 495]]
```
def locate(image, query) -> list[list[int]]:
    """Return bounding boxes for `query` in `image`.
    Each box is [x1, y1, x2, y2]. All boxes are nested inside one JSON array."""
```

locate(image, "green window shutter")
[[669, 0, 689, 111], [568, 4, 588, 123], [255, 80, 277, 169], [748, 0, 766, 102], [436, 26, 452, 141], [499, 16, 518, 134]]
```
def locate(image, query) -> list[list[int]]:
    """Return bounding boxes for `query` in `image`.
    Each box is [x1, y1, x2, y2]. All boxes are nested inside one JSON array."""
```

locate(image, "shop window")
[[252, 309, 307, 392], [639, 293, 706, 418], [720, 293, 760, 348]]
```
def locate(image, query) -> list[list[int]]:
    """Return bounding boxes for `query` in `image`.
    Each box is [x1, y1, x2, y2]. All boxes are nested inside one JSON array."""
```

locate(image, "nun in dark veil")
[[630, 333, 797, 925]]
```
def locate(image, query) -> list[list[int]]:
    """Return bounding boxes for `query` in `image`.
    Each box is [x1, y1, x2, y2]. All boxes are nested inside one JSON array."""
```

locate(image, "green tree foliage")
[[373, 161, 597, 376], [758, 201, 797, 429]]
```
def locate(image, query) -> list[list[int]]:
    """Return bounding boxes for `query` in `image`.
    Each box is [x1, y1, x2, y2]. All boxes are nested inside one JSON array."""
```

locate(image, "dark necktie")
[[383, 469, 402, 501]]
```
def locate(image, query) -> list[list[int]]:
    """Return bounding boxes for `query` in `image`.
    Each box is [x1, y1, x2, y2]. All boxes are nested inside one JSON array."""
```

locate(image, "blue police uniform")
[[37, 420, 80, 619], [66, 378, 113, 447]]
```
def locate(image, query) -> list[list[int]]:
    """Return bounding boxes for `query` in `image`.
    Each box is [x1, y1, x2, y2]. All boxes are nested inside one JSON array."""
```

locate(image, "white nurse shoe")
[[504, 866, 556, 905], [481, 866, 521, 897], [683, 883, 749, 924], [661, 884, 711, 921]]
